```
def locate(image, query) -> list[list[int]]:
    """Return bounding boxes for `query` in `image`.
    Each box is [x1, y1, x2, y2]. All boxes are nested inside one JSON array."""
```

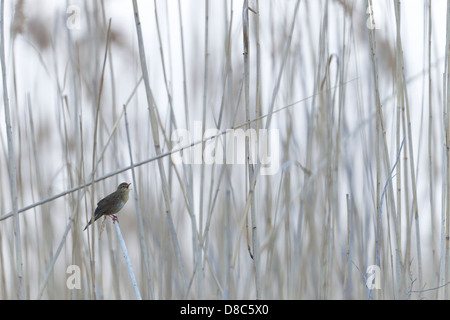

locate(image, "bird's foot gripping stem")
[[111, 215, 119, 224]]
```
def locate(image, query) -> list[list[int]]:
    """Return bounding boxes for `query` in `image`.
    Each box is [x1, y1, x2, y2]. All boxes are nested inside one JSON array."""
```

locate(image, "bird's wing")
[[97, 192, 115, 206], [93, 192, 116, 219]]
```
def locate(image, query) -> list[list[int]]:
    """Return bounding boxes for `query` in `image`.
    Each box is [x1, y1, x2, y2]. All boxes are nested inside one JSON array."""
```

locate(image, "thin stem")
[[114, 222, 142, 300], [0, 0, 23, 299], [132, 0, 188, 295], [123, 105, 154, 299]]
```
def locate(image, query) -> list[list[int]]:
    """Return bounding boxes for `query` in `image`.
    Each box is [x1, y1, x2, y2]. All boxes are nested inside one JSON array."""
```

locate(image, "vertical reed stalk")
[[0, 0, 24, 299], [132, 0, 188, 296]]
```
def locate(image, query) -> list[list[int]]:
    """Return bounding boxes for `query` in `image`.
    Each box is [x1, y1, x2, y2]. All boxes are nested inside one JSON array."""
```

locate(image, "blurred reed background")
[[0, 0, 449, 299]]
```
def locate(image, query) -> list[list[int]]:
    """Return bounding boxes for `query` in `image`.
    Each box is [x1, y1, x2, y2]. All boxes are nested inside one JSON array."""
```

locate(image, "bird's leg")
[[110, 215, 119, 224]]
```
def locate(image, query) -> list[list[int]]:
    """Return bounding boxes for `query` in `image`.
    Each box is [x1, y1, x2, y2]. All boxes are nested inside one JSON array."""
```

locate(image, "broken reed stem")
[[0, 77, 349, 223]]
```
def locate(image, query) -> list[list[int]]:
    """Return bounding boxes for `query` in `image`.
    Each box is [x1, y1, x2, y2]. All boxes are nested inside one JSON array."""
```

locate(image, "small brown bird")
[[83, 182, 131, 231]]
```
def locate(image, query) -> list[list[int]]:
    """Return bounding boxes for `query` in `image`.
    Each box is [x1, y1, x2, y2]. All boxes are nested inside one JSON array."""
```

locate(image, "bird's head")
[[117, 182, 131, 191]]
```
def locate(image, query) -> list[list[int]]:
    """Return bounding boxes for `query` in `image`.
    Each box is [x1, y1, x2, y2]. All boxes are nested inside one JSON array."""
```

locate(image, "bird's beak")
[[127, 183, 131, 189]]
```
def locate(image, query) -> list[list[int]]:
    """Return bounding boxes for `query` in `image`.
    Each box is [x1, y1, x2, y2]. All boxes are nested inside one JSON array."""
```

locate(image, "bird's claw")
[[111, 215, 119, 224]]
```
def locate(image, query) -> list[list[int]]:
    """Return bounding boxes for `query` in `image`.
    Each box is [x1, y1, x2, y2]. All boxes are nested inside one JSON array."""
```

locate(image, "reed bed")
[[0, 0, 449, 300]]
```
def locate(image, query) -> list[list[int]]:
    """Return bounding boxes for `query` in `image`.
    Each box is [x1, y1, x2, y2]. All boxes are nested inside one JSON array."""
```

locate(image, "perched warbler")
[[83, 182, 131, 231]]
